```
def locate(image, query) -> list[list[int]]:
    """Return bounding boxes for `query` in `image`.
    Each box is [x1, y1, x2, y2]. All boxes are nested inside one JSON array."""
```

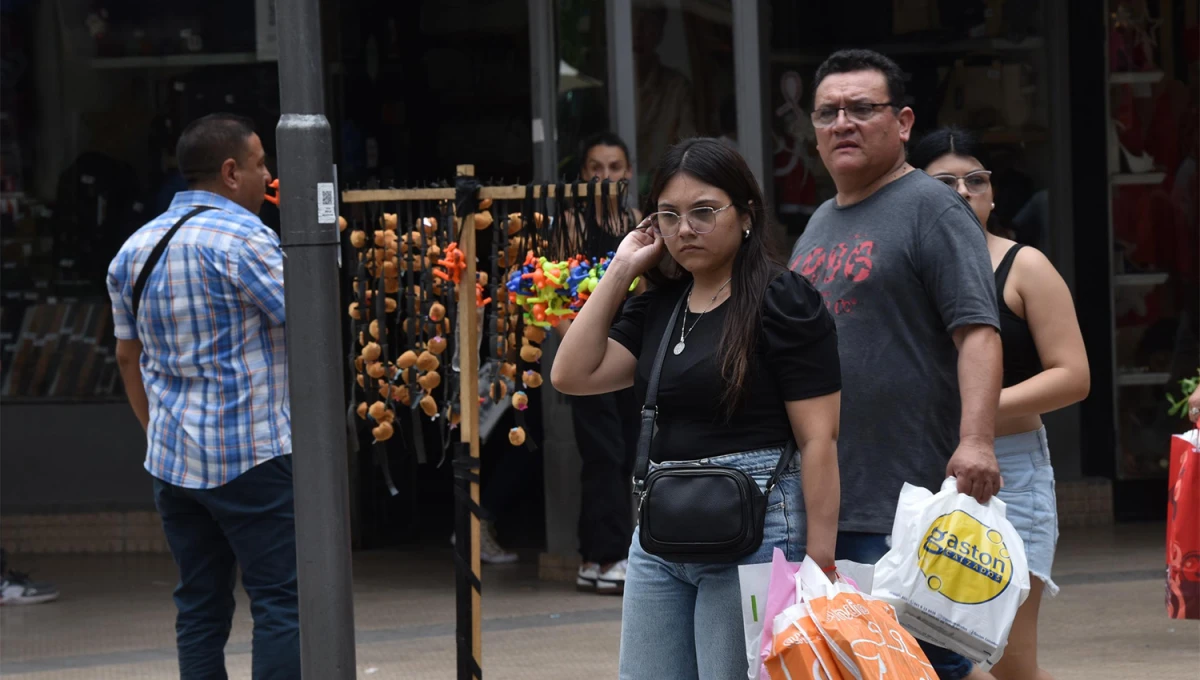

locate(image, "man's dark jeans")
[[153, 455, 299, 680]]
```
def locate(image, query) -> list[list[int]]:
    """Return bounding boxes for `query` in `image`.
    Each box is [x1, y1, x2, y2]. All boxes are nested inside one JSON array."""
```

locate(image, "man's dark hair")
[[579, 131, 631, 168], [176, 113, 257, 186], [812, 49, 906, 107]]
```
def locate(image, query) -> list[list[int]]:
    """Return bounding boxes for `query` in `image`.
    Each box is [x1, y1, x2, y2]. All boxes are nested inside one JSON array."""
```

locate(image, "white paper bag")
[[871, 478, 1030, 665]]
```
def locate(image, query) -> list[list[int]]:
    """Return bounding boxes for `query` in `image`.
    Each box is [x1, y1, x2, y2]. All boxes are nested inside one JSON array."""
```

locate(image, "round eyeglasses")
[[930, 170, 993, 195], [647, 204, 734, 237]]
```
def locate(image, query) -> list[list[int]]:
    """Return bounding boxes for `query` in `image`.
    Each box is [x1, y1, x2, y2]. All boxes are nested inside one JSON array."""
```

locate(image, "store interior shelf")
[[771, 36, 1044, 65], [1111, 172, 1166, 186], [1109, 71, 1165, 84], [1116, 371, 1173, 387], [90, 52, 261, 70], [1114, 272, 1169, 287]]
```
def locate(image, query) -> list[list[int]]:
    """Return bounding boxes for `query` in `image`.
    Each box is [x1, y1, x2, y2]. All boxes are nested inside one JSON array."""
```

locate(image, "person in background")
[[789, 50, 1002, 680], [555, 132, 641, 594], [554, 137, 841, 677], [107, 114, 298, 680], [0, 548, 59, 606], [911, 127, 1091, 680]]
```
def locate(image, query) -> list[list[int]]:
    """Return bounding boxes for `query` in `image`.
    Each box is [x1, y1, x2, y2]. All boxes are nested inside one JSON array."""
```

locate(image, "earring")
[[743, 229, 750, 239], [990, 202, 995, 210]]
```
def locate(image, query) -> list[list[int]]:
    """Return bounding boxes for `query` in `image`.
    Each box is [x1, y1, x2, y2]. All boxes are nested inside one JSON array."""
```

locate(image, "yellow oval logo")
[[918, 510, 1012, 605]]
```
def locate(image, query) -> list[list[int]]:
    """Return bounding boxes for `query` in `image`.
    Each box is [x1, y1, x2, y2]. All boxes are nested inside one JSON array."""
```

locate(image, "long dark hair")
[[643, 138, 784, 416]]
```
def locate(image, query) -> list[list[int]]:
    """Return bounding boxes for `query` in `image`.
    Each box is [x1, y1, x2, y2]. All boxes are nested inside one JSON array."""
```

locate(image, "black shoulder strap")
[[132, 206, 215, 319], [633, 287, 688, 489], [994, 244, 1025, 303], [994, 244, 1024, 286]]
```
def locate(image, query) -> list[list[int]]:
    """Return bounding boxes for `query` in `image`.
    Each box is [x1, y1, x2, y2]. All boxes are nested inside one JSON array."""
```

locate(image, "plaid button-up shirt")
[[107, 191, 290, 489]]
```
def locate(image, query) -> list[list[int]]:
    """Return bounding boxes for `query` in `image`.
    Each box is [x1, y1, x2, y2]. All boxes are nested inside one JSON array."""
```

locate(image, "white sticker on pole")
[[317, 182, 336, 224], [532, 118, 545, 143]]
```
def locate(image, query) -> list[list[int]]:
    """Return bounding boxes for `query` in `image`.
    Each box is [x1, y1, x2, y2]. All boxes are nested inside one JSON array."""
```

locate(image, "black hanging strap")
[[132, 206, 214, 318]]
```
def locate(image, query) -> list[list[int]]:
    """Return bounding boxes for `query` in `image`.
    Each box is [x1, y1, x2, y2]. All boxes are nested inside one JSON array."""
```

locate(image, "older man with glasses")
[[788, 49, 1004, 680]]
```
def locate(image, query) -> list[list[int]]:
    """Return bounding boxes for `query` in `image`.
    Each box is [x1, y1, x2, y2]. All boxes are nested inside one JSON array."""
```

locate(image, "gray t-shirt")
[[789, 170, 999, 534]]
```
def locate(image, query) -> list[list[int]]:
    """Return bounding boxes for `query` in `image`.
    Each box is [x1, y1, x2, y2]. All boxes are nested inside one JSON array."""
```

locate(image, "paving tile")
[[0, 524, 1195, 679]]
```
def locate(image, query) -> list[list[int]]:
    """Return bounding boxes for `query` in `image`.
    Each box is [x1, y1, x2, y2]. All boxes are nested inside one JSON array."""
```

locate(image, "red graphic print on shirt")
[[790, 237, 875, 315]]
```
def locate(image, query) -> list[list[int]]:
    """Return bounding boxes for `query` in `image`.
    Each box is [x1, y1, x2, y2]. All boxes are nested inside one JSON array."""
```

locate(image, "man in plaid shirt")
[[108, 114, 297, 679]]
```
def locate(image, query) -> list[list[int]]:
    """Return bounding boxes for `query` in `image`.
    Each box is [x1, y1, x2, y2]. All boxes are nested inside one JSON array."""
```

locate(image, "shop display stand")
[[1102, 0, 1179, 481], [341, 168, 619, 680]]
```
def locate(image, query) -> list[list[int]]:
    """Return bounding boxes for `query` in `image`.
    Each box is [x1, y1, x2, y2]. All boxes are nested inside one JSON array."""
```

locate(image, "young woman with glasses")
[[552, 138, 842, 678], [911, 127, 1091, 680]]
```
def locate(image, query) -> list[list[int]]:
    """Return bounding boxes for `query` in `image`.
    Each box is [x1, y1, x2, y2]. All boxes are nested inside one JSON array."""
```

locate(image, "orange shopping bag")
[[765, 600, 843, 679], [799, 558, 936, 680]]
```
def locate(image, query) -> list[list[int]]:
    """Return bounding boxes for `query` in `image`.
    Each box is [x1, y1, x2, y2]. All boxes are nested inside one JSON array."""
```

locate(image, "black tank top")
[[995, 245, 1043, 387]]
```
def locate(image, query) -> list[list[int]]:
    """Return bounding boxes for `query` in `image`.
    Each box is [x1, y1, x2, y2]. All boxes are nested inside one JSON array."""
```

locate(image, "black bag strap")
[[632, 283, 798, 493], [132, 206, 215, 319], [632, 286, 688, 490]]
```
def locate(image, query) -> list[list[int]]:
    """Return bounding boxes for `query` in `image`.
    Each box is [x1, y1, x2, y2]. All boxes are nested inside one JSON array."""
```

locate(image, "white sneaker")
[[595, 559, 627, 595], [479, 521, 519, 565], [0, 572, 59, 605], [576, 562, 600, 591]]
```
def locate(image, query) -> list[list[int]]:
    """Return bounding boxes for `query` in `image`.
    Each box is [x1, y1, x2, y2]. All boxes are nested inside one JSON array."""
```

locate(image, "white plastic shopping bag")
[[871, 478, 1031, 665]]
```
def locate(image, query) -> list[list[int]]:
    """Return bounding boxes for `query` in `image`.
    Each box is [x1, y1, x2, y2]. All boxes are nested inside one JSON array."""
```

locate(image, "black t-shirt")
[[608, 270, 841, 463]]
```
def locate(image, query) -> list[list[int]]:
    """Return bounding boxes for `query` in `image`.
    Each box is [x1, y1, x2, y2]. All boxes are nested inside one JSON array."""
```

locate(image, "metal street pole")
[[275, 0, 357, 677]]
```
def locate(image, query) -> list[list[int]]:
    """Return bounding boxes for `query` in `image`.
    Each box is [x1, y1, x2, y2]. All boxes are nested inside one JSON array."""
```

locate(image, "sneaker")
[[595, 559, 627, 595], [1, 571, 59, 606], [576, 562, 600, 591], [479, 521, 519, 565]]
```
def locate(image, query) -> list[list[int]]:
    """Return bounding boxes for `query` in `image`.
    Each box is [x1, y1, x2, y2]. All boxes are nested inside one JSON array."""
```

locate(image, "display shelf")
[[1109, 70, 1165, 84], [90, 52, 261, 70], [1114, 273, 1169, 287], [1116, 371, 1173, 387], [1111, 172, 1166, 186]]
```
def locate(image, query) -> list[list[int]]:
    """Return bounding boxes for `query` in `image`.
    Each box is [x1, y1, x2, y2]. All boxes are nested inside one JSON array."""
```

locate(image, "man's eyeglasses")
[[930, 170, 993, 195], [810, 102, 896, 128], [647, 205, 734, 237]]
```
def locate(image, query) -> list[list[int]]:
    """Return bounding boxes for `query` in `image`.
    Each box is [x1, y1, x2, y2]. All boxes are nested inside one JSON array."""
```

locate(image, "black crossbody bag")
[[633, 291, 797, 564]]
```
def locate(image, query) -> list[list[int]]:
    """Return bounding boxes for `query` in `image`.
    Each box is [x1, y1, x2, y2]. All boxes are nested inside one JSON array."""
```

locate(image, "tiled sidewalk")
[[1, 524, 1196, 679]]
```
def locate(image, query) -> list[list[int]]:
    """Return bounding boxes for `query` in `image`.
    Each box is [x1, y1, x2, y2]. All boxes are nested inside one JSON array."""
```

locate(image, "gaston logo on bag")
[[918, 510, 1013, 604]]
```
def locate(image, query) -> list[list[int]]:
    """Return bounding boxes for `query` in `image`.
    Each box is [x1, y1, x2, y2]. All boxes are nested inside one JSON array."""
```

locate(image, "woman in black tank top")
[[912, 128, 1091, 680]]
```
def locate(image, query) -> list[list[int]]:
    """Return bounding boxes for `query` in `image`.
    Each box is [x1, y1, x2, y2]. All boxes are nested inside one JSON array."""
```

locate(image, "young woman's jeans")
[[618, 447, 804, 680]]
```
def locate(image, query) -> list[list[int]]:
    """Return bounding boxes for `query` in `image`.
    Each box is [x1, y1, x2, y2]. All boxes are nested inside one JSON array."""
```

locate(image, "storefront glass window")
[[768, 1, 1056, 243], [557, 0, 610, 178], [1108, 0, 1199, 479], [0, 0, 280, 401], [632, 1, 734, 195]]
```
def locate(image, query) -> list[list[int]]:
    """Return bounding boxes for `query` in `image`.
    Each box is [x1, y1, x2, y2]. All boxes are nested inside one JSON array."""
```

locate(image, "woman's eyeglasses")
[[930, 170, 992, 195], [810, 102, 896, 128], [647, 205, 734, 237]]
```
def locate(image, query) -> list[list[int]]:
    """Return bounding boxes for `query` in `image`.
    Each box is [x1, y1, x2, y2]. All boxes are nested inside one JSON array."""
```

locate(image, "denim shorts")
[[994, 426, 1060, 596], [618, 447, 803, 680]]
